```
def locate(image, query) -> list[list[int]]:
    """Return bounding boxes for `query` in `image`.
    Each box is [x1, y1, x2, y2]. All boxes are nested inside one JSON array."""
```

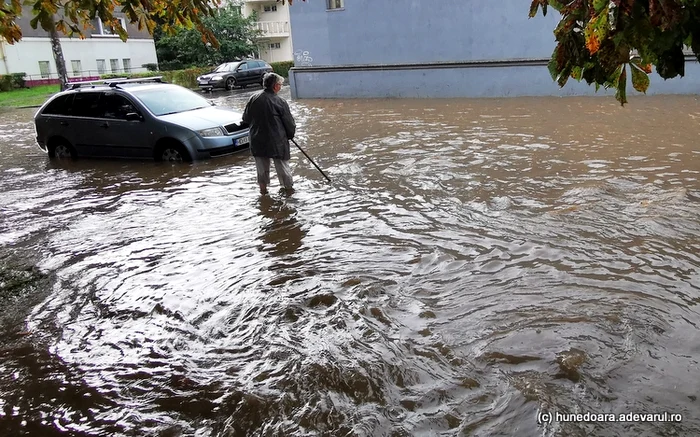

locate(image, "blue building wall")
[[287, 0, 700, 99]]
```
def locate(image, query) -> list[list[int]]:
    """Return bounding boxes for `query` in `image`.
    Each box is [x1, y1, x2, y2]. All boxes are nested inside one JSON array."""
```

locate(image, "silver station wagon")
[[33, 77, 250, 162]]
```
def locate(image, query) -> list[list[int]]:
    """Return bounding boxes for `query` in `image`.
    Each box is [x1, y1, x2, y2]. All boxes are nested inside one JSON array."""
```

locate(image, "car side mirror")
[[125, 112, 142, 121]]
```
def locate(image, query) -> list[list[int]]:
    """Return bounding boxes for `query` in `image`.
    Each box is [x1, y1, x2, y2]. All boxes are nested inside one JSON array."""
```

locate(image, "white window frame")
[[110, 58, 120, 73], [263, 5, 277, 12], [327, 0, 344, 10], [94, 17, 126, 36], [70, 60, 82, 77], [269, 42, 281, 50], [122, 58, 132, 73], [96, 59, 106, 74], [38, 61, 51, 79]]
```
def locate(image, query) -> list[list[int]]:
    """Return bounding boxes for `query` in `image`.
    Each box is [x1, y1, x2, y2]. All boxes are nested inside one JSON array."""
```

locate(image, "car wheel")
[[225, 77, 236, 90], [156, 142, 191, 162], [48, 139, 77, 159]]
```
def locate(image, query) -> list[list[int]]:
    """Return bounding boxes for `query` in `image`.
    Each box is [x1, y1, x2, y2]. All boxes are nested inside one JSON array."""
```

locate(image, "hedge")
[[0, 73, 28, 92], [97, 61, 295, 89], [270, 61, 294, 79], [100, 67, 213, 89]]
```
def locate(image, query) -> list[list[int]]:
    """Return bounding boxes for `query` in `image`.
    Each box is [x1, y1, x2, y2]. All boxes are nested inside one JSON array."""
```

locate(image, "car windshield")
[[130, 85, 211, 116], [214, 62, 239, 73]]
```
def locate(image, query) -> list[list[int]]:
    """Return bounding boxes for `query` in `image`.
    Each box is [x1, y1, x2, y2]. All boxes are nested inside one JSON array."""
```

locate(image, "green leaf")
[[593, 0, 607, 13], [631, 63, 650, 93], [547, 56, 560, 82], [529, 0, 548, 18], [630, 57, 651, 93], [558, 64, 572, 86], [29, 14, 41, 30], [584, 9, 609, 55], [615, 65, 628, 105], [571, 66, 583, 81], [656, 46, 685, 79]]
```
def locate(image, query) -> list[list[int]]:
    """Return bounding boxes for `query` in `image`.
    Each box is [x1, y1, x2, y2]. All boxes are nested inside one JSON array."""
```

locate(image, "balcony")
[[254, 21, 290, 38]]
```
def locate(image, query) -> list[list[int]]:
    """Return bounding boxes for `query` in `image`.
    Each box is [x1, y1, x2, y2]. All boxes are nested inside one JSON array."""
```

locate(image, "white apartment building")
[[240, 0, 293, 63], [0, 11, 157, 85]]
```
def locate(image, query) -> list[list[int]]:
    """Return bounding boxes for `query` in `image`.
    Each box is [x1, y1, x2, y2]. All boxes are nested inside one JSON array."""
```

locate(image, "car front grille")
[[224, 122, 249, 134]]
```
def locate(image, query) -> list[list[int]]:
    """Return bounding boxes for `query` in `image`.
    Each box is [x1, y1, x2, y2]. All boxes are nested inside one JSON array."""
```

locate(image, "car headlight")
[[198, 127, 225, 137], [212, 75, 223, 81]]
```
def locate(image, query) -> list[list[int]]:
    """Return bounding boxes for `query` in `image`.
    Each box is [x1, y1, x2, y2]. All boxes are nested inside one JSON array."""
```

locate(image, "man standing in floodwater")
[[242, 72, 297, 195]]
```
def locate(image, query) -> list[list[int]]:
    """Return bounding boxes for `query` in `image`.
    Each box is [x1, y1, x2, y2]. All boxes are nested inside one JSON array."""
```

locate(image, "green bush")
[[161, 66, 213, 88], [0, 74, 27, 92], [142, 63, 159, 72], [0, 75, 12, 92], [11, 73, 26, 89], [99, 67, 213, 89], [270, 61, 294, 79]]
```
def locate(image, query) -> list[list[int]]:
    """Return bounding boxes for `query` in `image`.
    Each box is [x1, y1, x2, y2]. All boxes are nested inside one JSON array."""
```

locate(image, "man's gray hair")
[[263, 72, 284, 90]]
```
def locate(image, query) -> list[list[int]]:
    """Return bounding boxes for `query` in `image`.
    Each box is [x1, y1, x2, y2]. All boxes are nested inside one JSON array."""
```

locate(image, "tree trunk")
[[47, 19, 68, 91]]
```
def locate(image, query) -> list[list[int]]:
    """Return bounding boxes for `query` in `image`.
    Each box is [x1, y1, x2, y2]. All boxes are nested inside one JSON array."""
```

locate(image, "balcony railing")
[[254, 21, 290, 37]]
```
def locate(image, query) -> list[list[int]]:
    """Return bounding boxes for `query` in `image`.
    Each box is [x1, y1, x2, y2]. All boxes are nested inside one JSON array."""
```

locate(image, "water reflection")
[[257, 194, 307, 257]]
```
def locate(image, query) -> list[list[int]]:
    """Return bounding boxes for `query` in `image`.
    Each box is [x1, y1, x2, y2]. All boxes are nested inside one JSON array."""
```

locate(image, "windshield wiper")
[[160, 106, 208, 116]]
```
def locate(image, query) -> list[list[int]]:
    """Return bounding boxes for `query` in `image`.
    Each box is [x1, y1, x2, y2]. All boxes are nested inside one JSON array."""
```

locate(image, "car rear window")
[[102, 93, 140, 119], [72, 92, 103, 117], [42, 94, 74, 115]]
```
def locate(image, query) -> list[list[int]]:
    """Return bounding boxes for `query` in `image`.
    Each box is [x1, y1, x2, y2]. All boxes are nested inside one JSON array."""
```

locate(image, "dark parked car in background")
[[33, 77, 251, 162], [197, 59, 273, 92]]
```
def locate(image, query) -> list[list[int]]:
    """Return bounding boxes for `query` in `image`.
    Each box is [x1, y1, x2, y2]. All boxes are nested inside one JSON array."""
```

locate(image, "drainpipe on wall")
[[0, 41, 10, 75]]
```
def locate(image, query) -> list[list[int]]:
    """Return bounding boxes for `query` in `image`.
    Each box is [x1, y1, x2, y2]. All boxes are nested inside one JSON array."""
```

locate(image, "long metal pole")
[[291, 138, 331, 183]]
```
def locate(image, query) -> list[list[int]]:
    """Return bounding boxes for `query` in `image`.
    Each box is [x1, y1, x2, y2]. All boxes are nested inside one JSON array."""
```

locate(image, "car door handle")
[[100, 122, 109, 128]]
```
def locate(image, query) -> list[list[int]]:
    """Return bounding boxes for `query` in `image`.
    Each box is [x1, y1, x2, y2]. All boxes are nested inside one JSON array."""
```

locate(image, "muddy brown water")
[[0, 89, 699, 436]]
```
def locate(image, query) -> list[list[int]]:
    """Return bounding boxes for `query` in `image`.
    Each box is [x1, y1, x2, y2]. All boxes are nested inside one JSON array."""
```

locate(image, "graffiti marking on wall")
[[294, 50, 313, 66]]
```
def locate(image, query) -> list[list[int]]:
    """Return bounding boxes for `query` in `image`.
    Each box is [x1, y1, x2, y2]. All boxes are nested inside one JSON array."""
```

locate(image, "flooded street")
[[1, 88, 699, 436]]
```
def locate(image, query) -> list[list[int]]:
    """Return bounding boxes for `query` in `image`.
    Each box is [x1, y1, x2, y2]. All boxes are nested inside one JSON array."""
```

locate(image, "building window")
[[269, 42, 281, 50], [38, 61, 50, 79], [327, 0, 344, 9], [95, 17, 126, 36], [122, 58, 132, 73], [97, 59, 106, 74], [263, 5, 277, 12], [110, 59, 120, 73], [70, 60, 82, 77]]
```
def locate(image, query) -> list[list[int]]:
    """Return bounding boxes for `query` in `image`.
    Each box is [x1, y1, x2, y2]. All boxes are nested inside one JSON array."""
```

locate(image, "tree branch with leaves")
[[3, 0, 223, 44], [530, 0, 698, 105], [1, 0, 224, 89]]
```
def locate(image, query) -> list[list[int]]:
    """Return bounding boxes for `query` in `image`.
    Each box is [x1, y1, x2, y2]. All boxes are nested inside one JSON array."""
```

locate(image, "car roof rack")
[[67, 76, 165, 90], [105, 76, 164, 87], [67, 78, 107, 89]]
